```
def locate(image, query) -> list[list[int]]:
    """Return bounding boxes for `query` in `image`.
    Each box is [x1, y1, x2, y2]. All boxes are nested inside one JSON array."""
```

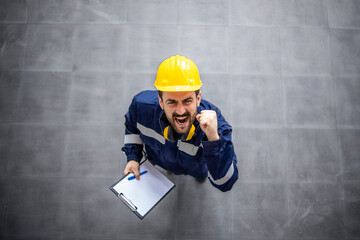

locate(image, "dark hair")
[[158, 89, 200, 100]]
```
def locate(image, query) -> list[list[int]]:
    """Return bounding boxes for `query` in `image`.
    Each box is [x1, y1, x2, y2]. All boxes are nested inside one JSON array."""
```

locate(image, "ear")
[[196, 91, 201, 107], [158, 95, 164, 110]]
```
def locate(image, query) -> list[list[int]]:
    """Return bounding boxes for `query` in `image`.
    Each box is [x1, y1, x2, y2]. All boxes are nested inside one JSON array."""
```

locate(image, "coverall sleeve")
[[202, 110, 238, 192], [121, 97, 143, 163]]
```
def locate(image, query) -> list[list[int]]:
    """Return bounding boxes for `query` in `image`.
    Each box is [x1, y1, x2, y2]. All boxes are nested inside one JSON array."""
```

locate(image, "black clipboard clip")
[[119, 193, 138, 212]]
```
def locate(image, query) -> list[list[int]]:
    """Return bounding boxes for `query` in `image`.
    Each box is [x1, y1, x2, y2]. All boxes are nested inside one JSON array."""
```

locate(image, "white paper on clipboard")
[[110, 160, 175, 219]]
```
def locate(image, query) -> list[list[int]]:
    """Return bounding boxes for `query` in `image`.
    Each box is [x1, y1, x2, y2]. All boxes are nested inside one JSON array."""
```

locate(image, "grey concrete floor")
[[0, 0, 360, 239]]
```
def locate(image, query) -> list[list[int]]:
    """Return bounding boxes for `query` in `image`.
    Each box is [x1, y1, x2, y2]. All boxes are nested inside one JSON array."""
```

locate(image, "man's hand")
[[196, 110, 219, 141], [124, 160, 140, 180]]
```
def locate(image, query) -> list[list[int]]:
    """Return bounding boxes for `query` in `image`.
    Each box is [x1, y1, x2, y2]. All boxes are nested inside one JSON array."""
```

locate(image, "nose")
[[175, 102, 186, 115]]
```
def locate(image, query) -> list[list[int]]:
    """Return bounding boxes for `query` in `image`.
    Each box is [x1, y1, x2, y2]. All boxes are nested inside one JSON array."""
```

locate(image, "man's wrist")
[[127, 156, 140, 163], [206, 132, 220, 141]]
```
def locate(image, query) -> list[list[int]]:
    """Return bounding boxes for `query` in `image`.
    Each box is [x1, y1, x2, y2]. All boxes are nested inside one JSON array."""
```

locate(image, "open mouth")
[[174, 115, 189, 125]]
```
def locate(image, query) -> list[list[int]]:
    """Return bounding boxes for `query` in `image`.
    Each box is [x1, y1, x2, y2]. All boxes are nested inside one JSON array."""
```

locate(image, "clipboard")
[[110, 160, 175, 219]]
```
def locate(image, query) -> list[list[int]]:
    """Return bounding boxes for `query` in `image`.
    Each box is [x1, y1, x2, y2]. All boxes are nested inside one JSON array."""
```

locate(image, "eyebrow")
[[183, 97, 193, 102], [166, 97, 193, 104]]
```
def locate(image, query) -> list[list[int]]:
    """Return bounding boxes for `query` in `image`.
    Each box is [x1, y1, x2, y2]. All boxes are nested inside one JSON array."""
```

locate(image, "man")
[[122, 55, 238, 192]]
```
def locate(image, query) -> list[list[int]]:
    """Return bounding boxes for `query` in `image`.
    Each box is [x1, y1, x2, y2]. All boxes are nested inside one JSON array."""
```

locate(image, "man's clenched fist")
[[196, 110, 219, 141]]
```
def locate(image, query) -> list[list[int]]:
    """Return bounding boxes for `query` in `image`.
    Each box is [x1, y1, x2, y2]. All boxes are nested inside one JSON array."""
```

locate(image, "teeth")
[[176, 116, 187, 120]]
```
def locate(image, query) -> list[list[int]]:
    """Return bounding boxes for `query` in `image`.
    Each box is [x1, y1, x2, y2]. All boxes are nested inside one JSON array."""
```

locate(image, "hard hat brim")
[[154, 84, 201, 92]]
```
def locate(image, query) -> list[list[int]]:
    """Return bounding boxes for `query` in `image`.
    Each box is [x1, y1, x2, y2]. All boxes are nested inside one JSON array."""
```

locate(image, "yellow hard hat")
[[154, 55, 202, 92]]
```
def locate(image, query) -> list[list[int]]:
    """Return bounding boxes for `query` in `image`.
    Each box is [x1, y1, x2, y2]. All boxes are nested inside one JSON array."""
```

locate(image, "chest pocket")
[[176, 140, 203, 172], [162, 140, 178, 163], [159, 139, 202, 173]]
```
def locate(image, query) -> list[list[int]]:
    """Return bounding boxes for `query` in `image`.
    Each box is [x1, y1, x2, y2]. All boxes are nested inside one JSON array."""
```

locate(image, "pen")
[[128, 170, 148, 180]]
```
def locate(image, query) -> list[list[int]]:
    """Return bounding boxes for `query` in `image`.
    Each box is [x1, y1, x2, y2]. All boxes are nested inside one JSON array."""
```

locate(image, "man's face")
[[159, 91, 201, 134]]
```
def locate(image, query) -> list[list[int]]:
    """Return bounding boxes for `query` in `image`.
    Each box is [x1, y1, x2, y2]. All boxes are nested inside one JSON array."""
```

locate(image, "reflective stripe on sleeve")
[[208, 162, 235, 185], [124, 134, 143, 145]]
